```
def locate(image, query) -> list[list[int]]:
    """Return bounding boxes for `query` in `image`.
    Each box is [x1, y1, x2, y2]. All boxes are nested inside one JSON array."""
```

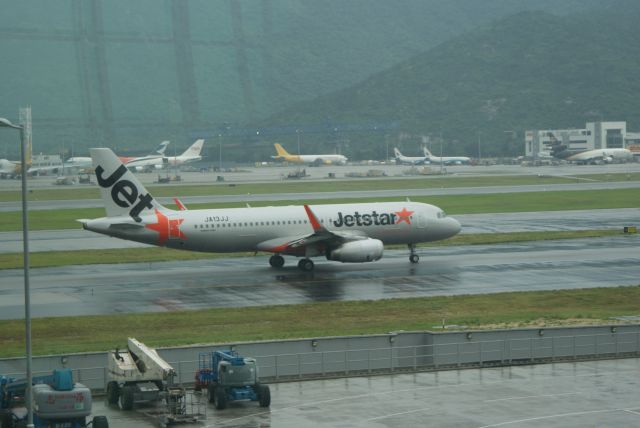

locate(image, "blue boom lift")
[[0, 369, 108, 428], [194, 350, 270, 410]]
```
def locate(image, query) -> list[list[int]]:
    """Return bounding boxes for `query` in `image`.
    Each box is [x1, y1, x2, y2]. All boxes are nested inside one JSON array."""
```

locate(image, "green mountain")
[[0, 0, 598, 157], [260, 3, 640, 159]]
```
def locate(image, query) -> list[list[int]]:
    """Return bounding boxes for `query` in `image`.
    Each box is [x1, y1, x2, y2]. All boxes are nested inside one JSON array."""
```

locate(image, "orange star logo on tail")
[[395, 207, 414, 224], [145, 209, 185, 245]]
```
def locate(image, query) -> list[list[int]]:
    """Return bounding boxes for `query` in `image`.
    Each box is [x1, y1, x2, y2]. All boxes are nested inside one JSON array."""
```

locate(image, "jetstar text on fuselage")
[[332, 209, 412, 227]]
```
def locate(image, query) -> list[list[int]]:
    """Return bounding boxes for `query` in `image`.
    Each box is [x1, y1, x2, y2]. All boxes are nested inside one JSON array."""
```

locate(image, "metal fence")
[[2, 326, 639, 391]]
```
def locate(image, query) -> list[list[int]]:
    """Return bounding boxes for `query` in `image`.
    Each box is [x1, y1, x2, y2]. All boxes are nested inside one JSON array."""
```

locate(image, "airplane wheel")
[[409, 254, 419, 264], [269, 255, 285, 268], [298, 258, 314, 271]]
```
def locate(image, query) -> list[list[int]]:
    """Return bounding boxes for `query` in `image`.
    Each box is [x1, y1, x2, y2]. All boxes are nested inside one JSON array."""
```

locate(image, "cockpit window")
[[437, 210, 447, 218]]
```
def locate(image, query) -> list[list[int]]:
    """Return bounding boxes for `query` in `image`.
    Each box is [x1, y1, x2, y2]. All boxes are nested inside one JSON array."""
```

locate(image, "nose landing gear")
[[408, 243, 419, 263]]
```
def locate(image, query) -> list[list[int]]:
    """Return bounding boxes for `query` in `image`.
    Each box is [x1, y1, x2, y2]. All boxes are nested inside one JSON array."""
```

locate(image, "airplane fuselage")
[[83, 201, 460, 254]]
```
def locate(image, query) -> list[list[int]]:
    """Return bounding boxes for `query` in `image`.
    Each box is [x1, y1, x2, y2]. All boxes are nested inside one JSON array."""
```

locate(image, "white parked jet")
[[393, 147, 429, 165], [81, 148, 461, 270], [124, 139, 203, 171], [423, 147, 471, 165], [271, 143, 347, 165], [564, 148, 633, 164]]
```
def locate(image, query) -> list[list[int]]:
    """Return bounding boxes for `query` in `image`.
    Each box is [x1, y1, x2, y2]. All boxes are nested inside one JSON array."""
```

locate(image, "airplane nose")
[[446, 217, 462, 238]]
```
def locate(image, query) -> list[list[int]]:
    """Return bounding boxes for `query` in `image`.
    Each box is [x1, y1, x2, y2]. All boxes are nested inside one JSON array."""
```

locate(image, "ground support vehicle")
[[0, 369, 108, 428], [105, 338, 203, 424], [195, 350, 270, 410]]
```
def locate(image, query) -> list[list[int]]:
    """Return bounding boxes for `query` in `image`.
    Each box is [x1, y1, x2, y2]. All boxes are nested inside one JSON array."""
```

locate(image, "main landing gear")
[[297, 258, 314, 271], [269, 255, 314, 271], [408, 243, 419, 264], [269, 254, 285, 268]]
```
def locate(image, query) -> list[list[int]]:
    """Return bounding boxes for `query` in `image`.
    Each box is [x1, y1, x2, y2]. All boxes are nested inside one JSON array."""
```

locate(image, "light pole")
[[0, 116, 33, 428], [217, 134, 222, 172], [477, 131, 482, 163]]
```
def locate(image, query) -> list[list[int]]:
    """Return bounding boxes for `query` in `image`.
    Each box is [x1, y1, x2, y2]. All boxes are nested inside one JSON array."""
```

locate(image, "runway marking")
[[365, 407, 431, 422], [623, 409, 640, 416], [477, 408, 636, 427], [483, 392, 579, 402]]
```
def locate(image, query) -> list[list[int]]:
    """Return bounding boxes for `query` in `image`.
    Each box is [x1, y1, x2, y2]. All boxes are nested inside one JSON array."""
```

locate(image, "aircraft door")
[[417, 211, 427, 229]]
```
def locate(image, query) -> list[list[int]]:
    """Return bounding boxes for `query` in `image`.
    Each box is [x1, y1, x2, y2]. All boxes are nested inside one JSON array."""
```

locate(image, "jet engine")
[[326, 239, 384, 263]]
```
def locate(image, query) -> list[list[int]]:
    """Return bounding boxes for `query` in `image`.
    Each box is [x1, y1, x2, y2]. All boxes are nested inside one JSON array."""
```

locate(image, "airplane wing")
[[255, 205, 368, 256]]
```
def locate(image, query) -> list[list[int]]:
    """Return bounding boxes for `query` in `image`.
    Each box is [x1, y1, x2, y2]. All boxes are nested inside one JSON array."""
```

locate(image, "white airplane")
[[271, 143, 347, 165], [423, 147, 471, 165], [564, 148, 633, 164], [124, 139, 203, 171], [393, 147, 429, 165], [80, 148, 461, 271], [121, 141, 171, 171], [0, 158, 21, 178], [547, 133, 633, 164]]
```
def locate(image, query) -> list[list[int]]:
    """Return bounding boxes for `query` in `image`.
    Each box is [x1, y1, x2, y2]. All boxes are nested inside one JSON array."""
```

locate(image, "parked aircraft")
[[81, 148, 461, 271], [120, 141, 171, 171], [271, 143, 347, 165], [0, 158, 21, 178], [393, 147, 429, 165], [564, 148, 633, 164], [547, 132, 633, 164], [0, 138, 31, 178], [423, 147, 471, 165], [124, 139, 204, 171]]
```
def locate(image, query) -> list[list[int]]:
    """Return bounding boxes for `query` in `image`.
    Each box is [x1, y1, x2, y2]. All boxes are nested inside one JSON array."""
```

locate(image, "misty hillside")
[[0, 0, 598, 156], [261, 3, 640, 158]]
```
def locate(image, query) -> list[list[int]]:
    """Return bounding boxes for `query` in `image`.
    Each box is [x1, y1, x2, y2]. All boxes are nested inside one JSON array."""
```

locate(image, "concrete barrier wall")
[[1, 325, 638, 390]]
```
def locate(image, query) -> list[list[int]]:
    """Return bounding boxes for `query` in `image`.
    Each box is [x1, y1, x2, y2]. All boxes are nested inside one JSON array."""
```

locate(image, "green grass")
[[0, 285, 638, 358], [1, 188, 639, 232], [0, 230, 623, 270], [1, 172, 640, 203]]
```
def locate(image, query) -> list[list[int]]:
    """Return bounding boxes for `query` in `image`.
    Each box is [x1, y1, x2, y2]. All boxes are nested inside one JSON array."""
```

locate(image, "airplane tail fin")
[[393, 147, 402, 158], [274, 143, 291, 157], [152, 141, 170, 156], [90, 148, 170, 221], [423, 147, 433, 157], [180, 139, 204, 157]]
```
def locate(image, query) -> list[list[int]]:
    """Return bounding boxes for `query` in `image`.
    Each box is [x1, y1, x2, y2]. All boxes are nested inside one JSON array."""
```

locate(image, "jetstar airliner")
[[80, 148, 461, 270]]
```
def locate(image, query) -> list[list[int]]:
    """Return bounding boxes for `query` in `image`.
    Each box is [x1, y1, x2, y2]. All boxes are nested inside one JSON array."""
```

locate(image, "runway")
[[1, 235, 638, 320], [0, 208, 637, 253], [1, 180, 640, 212]]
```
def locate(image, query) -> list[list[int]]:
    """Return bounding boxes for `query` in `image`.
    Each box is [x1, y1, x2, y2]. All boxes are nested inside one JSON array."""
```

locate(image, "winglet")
[[304, 204, 325, 232], [174, 198, 187, 211]]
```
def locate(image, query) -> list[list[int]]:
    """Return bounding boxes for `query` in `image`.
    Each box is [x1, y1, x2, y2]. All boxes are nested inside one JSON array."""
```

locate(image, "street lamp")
[[0, 116, 33, 428]]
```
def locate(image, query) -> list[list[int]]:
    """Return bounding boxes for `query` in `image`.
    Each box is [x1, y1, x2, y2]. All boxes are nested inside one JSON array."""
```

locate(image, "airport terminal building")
[[525, 121, 640, 159]]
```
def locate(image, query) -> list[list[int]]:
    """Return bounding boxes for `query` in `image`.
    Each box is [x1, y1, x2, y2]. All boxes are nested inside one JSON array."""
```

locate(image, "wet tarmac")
[[87, 358, 640, 427], [1, 235, 638, 320]]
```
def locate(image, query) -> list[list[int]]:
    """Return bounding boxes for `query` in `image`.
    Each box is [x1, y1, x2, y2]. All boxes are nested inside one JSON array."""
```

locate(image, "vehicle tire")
[[214, 386, 227, 410], [207, 383, 216, 404], [92, 415, 109, 428], [258, 385, 271, 407], [106, 381, 120, 405], [119, 385, 134, 410], [269, 255, 285, 268], [409, 254, 419, 264]]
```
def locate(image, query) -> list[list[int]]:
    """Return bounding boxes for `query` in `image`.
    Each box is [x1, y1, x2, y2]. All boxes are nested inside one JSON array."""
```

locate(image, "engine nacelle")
[[326, 239, 384, 263]]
